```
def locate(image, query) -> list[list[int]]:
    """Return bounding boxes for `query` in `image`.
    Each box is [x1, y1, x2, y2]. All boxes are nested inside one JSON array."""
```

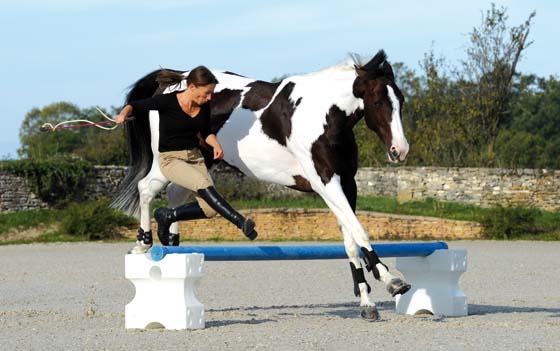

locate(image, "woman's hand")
[[115, 113, 127, 124], [213, 144, 224, 160], [115, 105, 133, 124], [205, 134, 224, 160]]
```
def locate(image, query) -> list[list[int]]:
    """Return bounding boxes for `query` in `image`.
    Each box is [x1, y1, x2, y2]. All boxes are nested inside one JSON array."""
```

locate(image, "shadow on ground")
[[468, 304, 560, 317], [203, 300, 560, 328]]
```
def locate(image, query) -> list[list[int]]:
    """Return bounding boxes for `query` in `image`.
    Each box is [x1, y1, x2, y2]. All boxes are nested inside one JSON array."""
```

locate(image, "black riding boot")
[[197, 186, 258, 240], [154, 202, 207, 246]]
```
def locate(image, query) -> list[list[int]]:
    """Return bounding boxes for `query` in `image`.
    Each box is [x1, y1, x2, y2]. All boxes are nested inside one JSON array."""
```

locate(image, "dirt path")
[[0, 241, 558, 350]]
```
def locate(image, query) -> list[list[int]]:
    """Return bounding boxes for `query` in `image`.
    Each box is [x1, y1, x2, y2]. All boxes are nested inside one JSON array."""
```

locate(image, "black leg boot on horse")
[[197, 186, 258, 240], [128, 228, 153, 254], [154, 202, 207, 246]]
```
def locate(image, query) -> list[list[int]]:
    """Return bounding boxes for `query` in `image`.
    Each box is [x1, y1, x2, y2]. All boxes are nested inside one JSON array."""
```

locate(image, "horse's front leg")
[[320, 177, 410, 290], [342, 226, 380, 319], [302, 163, 410, 309], [338, 173, 379, 319]]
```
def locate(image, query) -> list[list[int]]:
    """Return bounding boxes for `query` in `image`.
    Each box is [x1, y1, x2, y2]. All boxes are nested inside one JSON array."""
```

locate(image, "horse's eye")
[[373, 101, 383, 107]]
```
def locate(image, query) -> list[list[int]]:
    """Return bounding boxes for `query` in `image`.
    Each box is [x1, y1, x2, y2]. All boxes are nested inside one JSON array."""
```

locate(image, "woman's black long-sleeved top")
[[130, 92, 212, 152]]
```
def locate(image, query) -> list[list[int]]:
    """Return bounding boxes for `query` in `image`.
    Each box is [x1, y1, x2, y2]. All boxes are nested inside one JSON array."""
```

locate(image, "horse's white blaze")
[[387, 85, 409, 161]]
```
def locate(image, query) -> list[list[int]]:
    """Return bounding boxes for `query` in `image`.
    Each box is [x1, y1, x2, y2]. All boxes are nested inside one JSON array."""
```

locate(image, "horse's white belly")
[[217, 108, 305, 187]]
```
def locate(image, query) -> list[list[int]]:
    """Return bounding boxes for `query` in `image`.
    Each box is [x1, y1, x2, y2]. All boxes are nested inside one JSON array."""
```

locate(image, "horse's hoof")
[[387, 278, 411, 297], [360, 305, 380, 320], [127, 241, 152, 254]]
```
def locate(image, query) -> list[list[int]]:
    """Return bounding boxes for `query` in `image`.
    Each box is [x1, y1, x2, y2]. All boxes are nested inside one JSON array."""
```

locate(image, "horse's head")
[[352, 50, 409, 163]]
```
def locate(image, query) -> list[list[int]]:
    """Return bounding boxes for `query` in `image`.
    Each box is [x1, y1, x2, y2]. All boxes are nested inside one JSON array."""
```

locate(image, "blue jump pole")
[[150, 242, 448, 262]]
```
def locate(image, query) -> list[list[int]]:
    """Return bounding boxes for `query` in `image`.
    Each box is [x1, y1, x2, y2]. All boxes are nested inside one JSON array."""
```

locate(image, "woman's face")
[[190, 84, 216, 105]]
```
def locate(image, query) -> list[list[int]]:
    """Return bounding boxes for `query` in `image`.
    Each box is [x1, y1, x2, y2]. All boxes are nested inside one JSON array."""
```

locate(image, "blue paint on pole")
[[150, 242, 448, 262]]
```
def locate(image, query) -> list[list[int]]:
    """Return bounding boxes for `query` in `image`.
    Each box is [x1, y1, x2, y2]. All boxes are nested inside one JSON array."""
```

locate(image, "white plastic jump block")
[[395, 249, 468, 317], [125, 253, 205, 329]]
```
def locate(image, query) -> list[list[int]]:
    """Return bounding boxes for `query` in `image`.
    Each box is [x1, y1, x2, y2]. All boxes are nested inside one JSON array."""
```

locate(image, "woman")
[[116, 66, 257, 254]]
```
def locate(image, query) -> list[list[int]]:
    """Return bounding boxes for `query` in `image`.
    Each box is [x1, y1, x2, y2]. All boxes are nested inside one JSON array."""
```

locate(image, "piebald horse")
[[113, 50, 411, 319]]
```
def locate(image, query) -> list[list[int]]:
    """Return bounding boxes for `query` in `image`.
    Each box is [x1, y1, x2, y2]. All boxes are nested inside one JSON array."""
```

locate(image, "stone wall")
[[120, 209, 482, 241], [1, 165, 559, 213], [356, 167, 560, 211], [0, 172, 48, 212], [0, 166, 128, 213], [82, 166, 129, 202]]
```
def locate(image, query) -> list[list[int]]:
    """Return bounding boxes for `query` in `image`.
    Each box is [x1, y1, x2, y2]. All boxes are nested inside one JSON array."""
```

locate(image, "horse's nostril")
[[391, 149, 400, 158]]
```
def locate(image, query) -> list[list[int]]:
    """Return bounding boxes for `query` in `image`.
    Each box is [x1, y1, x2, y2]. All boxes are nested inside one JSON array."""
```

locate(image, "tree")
[[73, 106, 129, 165], [495, 76, 560, 169], [18, 103, 128, 165], [385, 5, 536, 168], [19, 102, 86, 160], [460, 4, 535, 159]]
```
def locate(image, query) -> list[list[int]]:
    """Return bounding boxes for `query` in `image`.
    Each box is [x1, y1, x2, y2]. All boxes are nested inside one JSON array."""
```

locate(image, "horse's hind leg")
[[128, 173, 167, 254], [138, 175, 168, 231]]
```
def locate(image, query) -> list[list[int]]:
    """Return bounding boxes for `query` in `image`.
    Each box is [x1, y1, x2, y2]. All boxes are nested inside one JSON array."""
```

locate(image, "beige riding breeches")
[[159, 148, 217, 217]]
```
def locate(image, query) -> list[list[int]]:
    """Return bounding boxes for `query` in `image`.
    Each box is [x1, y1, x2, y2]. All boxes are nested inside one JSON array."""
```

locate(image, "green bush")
[[480, 205, 541, 239], [61, 199, 136, 240]]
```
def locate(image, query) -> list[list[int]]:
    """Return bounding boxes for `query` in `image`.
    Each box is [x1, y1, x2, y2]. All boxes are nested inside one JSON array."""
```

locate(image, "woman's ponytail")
[[156, 69, 185, 89]]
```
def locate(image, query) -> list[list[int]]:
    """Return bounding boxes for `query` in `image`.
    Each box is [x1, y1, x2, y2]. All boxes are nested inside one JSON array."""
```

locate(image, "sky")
[[0, 0, 558, 159]]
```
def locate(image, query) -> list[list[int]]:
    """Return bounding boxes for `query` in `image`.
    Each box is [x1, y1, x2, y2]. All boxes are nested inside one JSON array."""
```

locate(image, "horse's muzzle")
[[387, 146, 408, 163]]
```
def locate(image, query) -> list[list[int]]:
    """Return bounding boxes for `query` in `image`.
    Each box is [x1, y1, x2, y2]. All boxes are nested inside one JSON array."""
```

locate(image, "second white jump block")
[[125, 253, 205, 329], [395, 249, 468, 317]]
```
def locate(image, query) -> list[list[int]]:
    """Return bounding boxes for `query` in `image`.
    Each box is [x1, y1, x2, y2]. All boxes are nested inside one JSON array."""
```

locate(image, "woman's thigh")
[[159, 150, 213, 191]]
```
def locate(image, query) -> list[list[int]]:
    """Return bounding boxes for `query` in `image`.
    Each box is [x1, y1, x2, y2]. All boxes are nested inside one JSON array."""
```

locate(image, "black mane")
[[355, 50, 391, 79]]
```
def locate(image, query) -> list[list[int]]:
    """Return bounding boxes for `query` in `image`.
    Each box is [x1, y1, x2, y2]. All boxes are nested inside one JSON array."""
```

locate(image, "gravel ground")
[[0, 241, 559, 351]]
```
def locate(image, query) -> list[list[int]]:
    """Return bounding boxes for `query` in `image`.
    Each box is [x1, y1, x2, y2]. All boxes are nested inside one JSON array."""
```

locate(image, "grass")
[[229, 195, 489, 223], [0, 208, 62, 233], [1, 196, 559, 244], [479, 205, 560, 240], [356, 196, 490, 222], [0, 199, 136, 245]]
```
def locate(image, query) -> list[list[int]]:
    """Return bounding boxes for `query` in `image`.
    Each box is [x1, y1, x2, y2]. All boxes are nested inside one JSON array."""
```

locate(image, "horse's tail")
[[111, 69, 162, 217]]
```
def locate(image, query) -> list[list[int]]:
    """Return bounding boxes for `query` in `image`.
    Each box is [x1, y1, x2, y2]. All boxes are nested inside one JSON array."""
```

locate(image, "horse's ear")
[[382, 61, 394, 80], [355, 65, 368, 79]]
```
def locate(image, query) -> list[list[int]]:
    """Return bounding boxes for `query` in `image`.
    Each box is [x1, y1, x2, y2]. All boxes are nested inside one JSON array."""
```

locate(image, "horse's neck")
[[293, 69, 362, 116]]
